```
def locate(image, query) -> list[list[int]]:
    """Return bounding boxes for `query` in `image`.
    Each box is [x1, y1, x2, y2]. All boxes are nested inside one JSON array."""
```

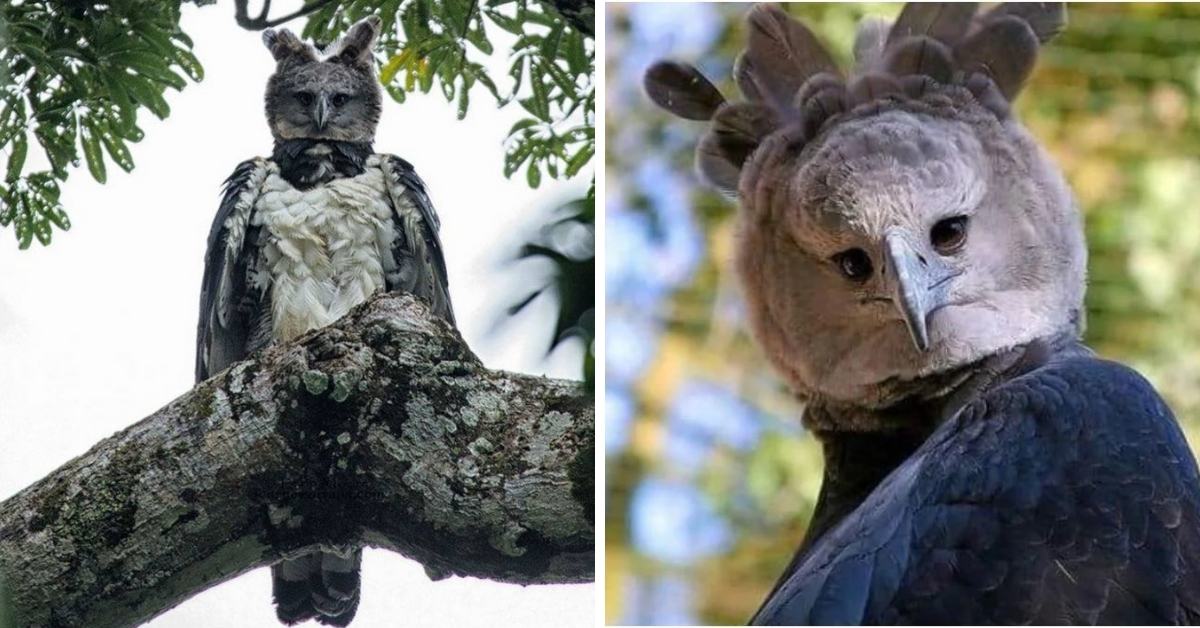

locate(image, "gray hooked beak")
[[883, 232, 952, 353], [314, 95, 329, 131]]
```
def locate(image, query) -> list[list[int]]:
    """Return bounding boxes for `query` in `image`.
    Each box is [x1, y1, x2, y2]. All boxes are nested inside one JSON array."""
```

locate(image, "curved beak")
[[883, 233, 951, 353], [314, 95, 330, 131]]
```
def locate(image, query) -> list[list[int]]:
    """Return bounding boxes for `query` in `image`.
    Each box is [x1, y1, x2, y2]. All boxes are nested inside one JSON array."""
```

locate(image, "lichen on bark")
[[0, 293, 594, 628]]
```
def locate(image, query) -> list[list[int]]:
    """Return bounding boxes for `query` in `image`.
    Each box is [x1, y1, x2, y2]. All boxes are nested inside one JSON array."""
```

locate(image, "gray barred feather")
[[380, 155, 454, 324], [196, 158, 270, 382]]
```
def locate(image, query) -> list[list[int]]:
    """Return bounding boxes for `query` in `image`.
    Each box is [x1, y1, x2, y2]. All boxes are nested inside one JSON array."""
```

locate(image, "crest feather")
[[644, 2, 1066, 196]]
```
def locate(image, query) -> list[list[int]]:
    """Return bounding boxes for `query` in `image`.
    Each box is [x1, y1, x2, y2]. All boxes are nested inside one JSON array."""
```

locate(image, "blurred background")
[[604, 3, 1200, 624]]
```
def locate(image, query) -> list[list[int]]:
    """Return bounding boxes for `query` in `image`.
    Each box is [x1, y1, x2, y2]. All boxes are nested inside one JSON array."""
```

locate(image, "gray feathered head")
[[645, 3, 1086, 410], [262, 16, 384, 143]]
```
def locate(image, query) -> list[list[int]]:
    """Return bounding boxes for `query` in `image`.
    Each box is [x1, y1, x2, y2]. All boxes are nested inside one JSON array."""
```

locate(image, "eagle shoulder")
[[753, 355, 1200, 625], [373, 153, 454, 323]]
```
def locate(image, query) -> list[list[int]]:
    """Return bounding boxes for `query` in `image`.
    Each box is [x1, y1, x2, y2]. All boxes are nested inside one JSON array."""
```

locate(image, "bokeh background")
[[604, 3, 1200, 624]]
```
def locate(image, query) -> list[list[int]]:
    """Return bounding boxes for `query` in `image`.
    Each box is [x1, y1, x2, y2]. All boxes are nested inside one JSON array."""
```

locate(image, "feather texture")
[[743, 3, 839, 108], [643, 61, 726, 121], [885, 3, 979, 48], [984, 2, 1067, 44], [752, 353, 1200, 624], [643, 2, 1068, 197], [955, 15, 1041, 100]]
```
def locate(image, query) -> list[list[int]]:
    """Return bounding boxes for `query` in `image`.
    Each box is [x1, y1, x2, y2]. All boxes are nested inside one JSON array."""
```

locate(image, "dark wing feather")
[[379, 155, 455, 324], [753, 356, 1200, 625], [196, 158, 268, 382]]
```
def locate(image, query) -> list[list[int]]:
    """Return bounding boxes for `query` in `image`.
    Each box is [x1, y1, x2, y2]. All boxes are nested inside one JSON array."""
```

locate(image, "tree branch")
[[234, 0, 337, 30], [0, 293, 594, 628]]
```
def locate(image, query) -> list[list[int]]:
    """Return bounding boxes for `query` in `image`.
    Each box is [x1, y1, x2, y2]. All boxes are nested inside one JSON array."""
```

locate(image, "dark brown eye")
[[296, 92, 314, 106], [331, 93, 349, 107], [931, 216, 968, 254], [832, 248, 873, 282]]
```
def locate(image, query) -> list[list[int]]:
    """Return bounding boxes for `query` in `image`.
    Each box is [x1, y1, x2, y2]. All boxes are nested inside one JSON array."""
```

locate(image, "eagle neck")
[[271, 138, 374, 190], [793, 332, 1086, 559]]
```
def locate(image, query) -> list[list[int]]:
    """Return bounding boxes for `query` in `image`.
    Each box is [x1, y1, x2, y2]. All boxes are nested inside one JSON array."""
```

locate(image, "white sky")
[[0, 3, 592, 626]]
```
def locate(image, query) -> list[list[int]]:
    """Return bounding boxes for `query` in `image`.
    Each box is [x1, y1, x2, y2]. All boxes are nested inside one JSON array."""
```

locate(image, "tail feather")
[[272, 549, 362, 626]]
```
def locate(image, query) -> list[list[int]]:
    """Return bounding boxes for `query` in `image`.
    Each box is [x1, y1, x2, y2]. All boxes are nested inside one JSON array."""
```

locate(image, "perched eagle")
[[195, 17, 453, 626], [645, 2, 1200, 624]]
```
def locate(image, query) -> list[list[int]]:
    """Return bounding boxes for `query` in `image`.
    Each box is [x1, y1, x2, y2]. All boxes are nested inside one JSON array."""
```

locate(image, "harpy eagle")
[[195, 17, 453, 626], [644, 2, 1200, 623]]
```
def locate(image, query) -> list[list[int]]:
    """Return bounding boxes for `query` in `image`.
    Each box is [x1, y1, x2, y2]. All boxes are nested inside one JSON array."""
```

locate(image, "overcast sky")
[[0, 3, 592, 626]]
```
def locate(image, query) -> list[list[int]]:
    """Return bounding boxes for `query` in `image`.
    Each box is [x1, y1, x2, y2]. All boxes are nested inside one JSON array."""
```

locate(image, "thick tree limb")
[[0, 293, 594, 628]]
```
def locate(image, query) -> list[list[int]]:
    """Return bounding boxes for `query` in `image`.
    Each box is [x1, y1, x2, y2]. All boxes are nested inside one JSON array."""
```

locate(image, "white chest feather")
[[253, 167, 396, 342]]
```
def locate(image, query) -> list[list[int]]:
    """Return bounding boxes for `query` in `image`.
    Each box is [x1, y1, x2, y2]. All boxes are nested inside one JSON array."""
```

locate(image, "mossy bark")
[[0, 293, 594, 628]]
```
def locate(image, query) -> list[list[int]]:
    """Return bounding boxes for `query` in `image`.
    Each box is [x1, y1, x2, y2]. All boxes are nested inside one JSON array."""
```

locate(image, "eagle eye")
[[295, 91, 314, 106], [931, 216, 968, 254], [331, 93, 350, 107], [833, 248, 873, 282]]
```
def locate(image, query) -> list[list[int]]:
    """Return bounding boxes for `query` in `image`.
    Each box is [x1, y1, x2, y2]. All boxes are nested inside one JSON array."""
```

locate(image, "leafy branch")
[[0, 0, 202, 248]]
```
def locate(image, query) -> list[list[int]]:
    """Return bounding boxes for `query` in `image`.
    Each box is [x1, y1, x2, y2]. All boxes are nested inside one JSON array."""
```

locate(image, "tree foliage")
[[0, 0, 202, 248]]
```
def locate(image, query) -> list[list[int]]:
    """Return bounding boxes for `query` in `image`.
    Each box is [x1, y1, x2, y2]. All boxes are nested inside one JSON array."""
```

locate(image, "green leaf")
[[468, 65, 504, 103], [140, 27, 179, 57], [564, 31, 588, 75], [485, 8, 525, 35], [123, 75, 170, 119], [504, 140, 533, 177], [418, 56, 435, 92], [81, 122, 107, 184], [526, 162, 541, 188], [381, 47, 417, 85], [443, 0, 470, 34], [32, 217, 51, 245], [99, 71, 138, 131], [540, 25, 563, 60], [40, 204, 70, 231], [171, 30, 195, 48], [97, 122, 134, 172], [16, 217, 32, 249], [385, 83, 408, 103], [466, 23, 494, 54], [136, 64, 188, 91], [565, 143, 593, 177], [6, 134, 27, 183], [507, 118, 539, 137], [172, 48, 204, 81]]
